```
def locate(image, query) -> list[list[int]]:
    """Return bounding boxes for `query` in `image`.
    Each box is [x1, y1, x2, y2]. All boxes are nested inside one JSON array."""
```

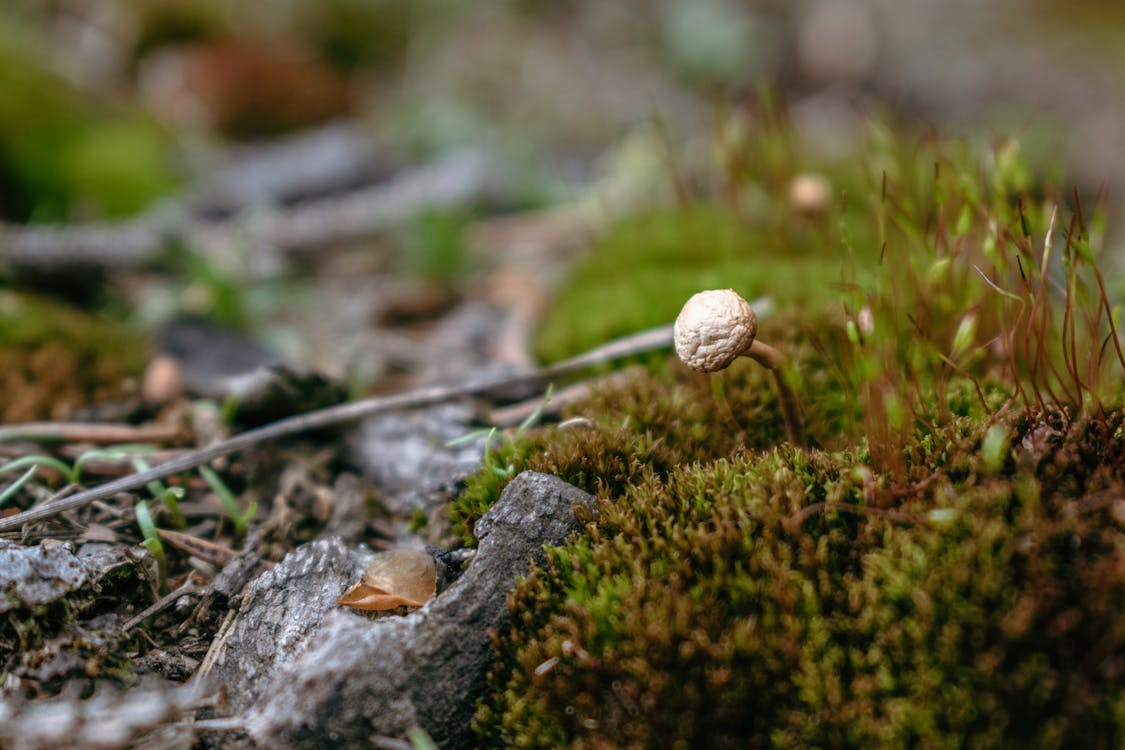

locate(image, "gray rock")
[[207, 537, 370, 714], [156, 317, 280, 392], [345, 402, 487, 515], [155, 318, 345, 424], [75, 542, 135, 589], [0, 540, 91, 614], [213, 472, 593, 749]]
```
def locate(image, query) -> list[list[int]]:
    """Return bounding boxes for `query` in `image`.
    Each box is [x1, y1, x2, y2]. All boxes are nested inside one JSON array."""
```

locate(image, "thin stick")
[[193, 608, 239, 690], [122, 576, 198, 632], [0, 322, 693, 533], [156, 528, 239, 568], [0, 422, 179, 444], [181, 717, 247, 733]]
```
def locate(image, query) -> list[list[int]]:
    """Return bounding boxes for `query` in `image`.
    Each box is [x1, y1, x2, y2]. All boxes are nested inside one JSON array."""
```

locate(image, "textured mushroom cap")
[[673, 289, 758, 372]]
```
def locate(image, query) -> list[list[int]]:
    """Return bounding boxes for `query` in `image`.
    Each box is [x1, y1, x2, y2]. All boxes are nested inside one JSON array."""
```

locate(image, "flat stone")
[[0, 540, 91, 614], [345, 402, 486, 515]]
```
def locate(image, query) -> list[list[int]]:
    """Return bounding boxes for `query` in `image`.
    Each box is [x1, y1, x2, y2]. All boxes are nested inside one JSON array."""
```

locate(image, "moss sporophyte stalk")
[[454, 121, 1125, 747]]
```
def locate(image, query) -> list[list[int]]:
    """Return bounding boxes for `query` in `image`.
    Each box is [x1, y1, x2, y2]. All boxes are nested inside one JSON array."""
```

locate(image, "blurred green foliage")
[[399, 209, 473, 285], [0, 18, 177, 222], [533, 204, 875, 364]]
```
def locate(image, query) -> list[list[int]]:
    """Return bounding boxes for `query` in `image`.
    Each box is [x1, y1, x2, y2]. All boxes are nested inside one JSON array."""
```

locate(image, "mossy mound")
[[472, 393, 1124, 748], [457, 111, 1125, 745], [452, 309, 855, 544], [532, 203, 877, 364]]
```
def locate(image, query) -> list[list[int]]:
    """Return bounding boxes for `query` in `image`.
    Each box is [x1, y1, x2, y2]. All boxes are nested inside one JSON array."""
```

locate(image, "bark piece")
[[0, 679, 198, 750]]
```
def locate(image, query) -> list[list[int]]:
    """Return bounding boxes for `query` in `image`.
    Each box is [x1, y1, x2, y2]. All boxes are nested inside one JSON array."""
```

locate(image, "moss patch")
[[476, 413, 1124, 748], [452, 308, 857, 543], [458, 113, 1125, 746], [533, 203, 877, 364]]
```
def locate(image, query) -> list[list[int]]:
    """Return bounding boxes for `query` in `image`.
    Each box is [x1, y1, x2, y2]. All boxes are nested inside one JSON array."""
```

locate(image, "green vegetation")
[[199, 464, 258, 538], [451, 320, 843, 546], [451, 113, 1125, 747], [0, 454, 80, 485], [533, 205, 866, 364], [0, 445, 161, 497], [0, 17, 177, 222], [399, 208, 474, 285], [531, 107, 900, 364], [478, 418, 1124, 748], [133, 499, 166, 586]]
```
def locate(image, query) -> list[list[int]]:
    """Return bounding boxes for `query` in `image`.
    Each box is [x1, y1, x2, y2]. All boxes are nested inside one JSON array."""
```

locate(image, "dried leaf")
[[336, 583, 425, 610], [337, 549, 436, 612]]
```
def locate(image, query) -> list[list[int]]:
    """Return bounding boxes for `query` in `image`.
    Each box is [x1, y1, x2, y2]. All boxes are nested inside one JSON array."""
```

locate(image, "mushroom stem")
[[743, 340, 787, 370], [741, 342, 806, 446]]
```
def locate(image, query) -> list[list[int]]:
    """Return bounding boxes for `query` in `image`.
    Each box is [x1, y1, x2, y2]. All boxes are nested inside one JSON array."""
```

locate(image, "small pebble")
[[788, 173, 832, 217], [141, 354, 185, 406]]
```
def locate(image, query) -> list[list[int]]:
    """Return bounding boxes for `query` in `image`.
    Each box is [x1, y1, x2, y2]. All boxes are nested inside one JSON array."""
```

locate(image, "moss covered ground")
[[451, 112, 1125, 748], [0, 291, 149, 422]]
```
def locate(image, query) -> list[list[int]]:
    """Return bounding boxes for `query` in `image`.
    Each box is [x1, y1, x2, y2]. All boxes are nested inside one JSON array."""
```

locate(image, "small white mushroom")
[[787, 172, 832, 218], [674, 288, 758, 372], [674, 289, 806, 445]]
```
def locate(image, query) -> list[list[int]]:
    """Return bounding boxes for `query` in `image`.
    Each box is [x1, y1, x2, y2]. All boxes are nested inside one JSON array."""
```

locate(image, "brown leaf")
[[336, 549, 436, 612]]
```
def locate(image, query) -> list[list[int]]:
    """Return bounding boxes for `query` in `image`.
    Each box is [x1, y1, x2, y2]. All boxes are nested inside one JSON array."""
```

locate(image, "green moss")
[[533, 204, 875, 364], [59, 119, 178, 219], [460, 113, 1125, 746], [0, 17, 177, 221], [475, 416, 1124, 748], [451, 310, 855, 543]]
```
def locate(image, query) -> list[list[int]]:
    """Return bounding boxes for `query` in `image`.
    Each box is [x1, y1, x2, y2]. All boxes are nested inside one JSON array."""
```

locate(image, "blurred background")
[[2, 0, 1124, 220], [1, 0, 1124, 419]]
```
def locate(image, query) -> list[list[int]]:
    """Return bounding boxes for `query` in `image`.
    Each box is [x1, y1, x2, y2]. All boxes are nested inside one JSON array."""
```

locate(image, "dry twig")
[[0, 323, 679, 532]]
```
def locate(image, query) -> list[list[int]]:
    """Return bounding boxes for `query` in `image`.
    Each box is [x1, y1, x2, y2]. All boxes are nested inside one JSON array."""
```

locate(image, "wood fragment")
[[156, 528, 238, 568], [122, 576, 199, 632], [192, 607, 239, 689], [195, 544, 266, 621]]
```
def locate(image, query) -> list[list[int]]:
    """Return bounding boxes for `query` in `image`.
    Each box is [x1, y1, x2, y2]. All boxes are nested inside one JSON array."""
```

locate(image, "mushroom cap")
[[673, 289, 758, 372]]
